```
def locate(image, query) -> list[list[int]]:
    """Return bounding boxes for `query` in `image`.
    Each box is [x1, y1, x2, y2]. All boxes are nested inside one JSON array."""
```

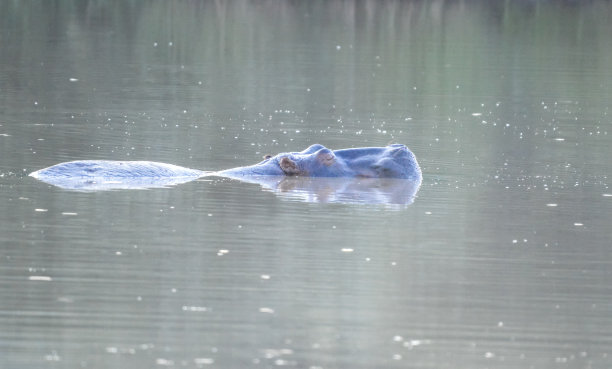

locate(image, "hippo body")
[[29, 160, 206, 190], [29, 144, 421, 192]]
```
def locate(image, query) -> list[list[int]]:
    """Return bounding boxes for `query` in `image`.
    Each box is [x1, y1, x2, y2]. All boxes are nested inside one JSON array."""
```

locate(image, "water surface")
[[1, 1, 612, 368]]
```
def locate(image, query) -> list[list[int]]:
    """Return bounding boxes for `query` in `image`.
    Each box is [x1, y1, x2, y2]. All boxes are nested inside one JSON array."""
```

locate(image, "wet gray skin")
[[217, 144, 421, 180], [29, 144, 422, 191]]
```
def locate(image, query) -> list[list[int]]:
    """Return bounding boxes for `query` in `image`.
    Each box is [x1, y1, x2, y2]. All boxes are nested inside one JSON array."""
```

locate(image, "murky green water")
[[2, 1, 612, 368]]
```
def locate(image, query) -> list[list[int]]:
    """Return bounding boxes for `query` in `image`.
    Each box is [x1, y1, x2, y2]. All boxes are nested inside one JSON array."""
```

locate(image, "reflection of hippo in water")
[[231, 176, 421, 207], [29, 144, 422, 202]]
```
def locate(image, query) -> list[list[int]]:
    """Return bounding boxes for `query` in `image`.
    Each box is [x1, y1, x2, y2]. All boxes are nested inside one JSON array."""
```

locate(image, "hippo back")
[[30, 160, 205, 190]]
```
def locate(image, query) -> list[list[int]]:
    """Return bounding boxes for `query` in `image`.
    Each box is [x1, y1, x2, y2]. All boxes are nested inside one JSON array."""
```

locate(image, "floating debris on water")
[[194, 358, 214, 365], [182, 306, 208, 312], [29, 276, 52, 281]]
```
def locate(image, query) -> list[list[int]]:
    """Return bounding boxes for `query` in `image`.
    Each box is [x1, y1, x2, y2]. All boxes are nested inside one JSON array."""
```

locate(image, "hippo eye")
[[263, 154, 272, 160]]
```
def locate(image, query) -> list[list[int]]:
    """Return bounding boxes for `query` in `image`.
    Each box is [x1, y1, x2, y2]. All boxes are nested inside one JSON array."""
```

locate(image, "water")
[[2, 1, 612, 368]]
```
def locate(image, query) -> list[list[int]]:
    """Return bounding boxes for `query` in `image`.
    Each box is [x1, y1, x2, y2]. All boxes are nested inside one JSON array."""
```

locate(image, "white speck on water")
[[194, 358, 214, 365], [546, 204, 558, 207], [61, 212, 78, 215], [106, 347, 119, 354], [69, 78, 78, 82], [555, 138, 565, 141], [341, 248, 354, 253], [29, 276, 52, 281], [168, 41, 173, 46], [393, 335, 403, 342], [603, 194, 612, 197], [393, 354, 402, 360], [259, 307, 275, 314], [153, 42, 158, 47], [44, 351, 61, 361], [512, 239, 518, 244], [182, 306, 208, 312], [207, 213, 213, 217], [156, 358, 174, 366], [403, 339, 431, 348], [498, 321, 504, 327], [171, 288, 177, 293], [485, 352, 495, 359], [115, 251, 122, 256], [574, 222, 584, 226], [217, 249, 229, 256], [34, 208, 48, 212], [260, 274, 271, 280], [336, 45, 341, 50], [472, 113, 482, 116], [425, 211, 432, 215]]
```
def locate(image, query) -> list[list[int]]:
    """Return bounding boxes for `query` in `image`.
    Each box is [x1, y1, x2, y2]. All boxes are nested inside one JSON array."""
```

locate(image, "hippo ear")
[[279, 156, 300, 175], [389, 145, 407, 157], [316, 149, 335, 166]]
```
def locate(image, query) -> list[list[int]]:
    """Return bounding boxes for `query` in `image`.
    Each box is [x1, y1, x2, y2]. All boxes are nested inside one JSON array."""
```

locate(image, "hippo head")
[[273, 144, 420, 179], [218, 143, 421, 180]]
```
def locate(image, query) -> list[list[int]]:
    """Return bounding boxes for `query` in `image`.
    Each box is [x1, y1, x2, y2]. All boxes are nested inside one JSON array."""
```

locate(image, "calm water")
[[2, 1, 612, 368]]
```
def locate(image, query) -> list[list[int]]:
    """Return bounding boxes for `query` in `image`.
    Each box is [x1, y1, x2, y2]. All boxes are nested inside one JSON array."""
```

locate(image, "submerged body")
[[29, 160, 206, 190], [29, 144, 421, 190]]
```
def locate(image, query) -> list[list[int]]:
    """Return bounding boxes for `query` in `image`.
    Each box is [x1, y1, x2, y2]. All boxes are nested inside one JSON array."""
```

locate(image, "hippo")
[[217, 144, 421, 180], [29, 144, 422, 196]]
